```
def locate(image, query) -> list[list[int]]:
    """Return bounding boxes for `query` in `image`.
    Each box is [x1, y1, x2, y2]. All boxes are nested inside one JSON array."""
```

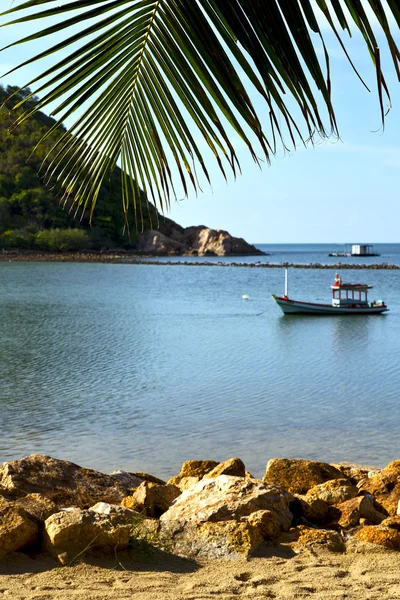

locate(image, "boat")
[[329, 243, 380, 257], [272, 269, 389, 315]]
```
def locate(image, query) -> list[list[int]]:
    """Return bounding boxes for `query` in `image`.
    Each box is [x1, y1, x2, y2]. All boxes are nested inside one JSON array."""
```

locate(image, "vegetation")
[[1, 1, 400, 225], [0, 85, 160, 251]]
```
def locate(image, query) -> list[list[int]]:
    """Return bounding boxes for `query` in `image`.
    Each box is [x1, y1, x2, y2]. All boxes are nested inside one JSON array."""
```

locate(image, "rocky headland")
[[1, 454, 400, 568], [134, 223, 265, 256]]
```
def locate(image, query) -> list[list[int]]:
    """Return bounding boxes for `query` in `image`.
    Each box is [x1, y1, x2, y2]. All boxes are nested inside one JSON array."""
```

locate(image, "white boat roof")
[[331, 283, 373, 291]]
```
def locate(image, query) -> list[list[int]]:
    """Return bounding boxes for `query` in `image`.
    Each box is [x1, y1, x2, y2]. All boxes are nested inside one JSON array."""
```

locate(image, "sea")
[[1, 243, 399, 479]]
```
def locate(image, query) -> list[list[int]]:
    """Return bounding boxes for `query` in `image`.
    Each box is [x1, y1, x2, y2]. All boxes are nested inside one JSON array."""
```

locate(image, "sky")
[[1, 3, 400, 244]]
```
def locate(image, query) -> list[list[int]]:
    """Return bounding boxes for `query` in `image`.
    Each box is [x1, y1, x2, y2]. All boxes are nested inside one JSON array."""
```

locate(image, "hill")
[[0, 85, 262, 256]]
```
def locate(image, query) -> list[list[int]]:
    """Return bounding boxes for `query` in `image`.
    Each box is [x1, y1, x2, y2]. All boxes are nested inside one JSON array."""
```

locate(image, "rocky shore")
[[1, 250, 399, 269], [2, 454, 400, 567]]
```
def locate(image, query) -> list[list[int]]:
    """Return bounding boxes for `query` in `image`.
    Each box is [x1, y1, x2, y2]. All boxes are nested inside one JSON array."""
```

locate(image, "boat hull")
[[272, 295, 389, 315]]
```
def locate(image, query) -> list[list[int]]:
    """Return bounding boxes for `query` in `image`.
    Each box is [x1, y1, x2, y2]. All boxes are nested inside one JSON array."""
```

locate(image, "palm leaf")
[[1, 0, 399, 225]]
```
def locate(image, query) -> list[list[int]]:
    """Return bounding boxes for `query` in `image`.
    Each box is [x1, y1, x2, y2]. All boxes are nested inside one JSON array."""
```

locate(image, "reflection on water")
[[0, 261, 399, 478]]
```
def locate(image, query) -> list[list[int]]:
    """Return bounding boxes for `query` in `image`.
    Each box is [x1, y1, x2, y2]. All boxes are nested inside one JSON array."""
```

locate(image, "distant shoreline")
[[1, 250, 399, 269]]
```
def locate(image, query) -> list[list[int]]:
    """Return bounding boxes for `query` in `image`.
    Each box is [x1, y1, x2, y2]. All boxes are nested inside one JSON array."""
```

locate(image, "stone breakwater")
[[1, 454, 400, 565], [1, 251, 399, 268]]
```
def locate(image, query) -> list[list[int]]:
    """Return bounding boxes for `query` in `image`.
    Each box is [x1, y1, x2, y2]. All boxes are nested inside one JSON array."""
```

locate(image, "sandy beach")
[[1, 543, 400, 600]]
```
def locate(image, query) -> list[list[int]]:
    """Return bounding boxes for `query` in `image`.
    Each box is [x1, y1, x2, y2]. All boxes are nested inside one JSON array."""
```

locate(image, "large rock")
[[0, 497, 39, 558], [263, 459, 345, 494], [354, 525, 400, 549], [160, 475, 293, 531], [136, 518, 264, 559], [121, 482, 180, 518], [168, 459, 219, 491], [305, 479, 359, 506], [135, 230, 181, 255], [296, 496, 330, 524], [359, 460, 400, 515], [330, 463, 381, 486], [204, 458, 246, 479], [0, 455, 131, 508], [279, 525, 345, 553], [109, 470, 147, 489], [334, 495, 386, 529], [44, 502, 140, 565], [15, 493, 58, 524], [136, 225, 265, 256]]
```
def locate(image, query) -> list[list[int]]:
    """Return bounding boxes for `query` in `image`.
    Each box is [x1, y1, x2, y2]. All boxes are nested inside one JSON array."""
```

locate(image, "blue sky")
[[1, 3, 399, 244]]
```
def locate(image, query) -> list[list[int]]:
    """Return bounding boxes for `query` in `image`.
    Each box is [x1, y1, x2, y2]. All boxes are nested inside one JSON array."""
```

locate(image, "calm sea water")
[[1, 243, 400, 479]]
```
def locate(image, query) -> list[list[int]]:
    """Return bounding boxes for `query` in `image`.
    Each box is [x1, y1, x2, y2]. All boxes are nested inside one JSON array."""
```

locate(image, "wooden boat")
[[272, 270, 389, 315]]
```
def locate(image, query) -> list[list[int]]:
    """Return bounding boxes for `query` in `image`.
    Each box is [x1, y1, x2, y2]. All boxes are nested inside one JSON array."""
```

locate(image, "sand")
[[2, 543, 400, 600]]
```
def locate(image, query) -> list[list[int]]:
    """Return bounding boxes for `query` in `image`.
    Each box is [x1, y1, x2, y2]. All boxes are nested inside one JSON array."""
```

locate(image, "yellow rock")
[[204, 458, 246, 479], [354, 525, 400, 549], [263, 458, 344, 494]]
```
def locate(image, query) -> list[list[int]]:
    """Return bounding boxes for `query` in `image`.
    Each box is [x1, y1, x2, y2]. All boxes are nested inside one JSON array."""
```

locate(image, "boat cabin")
[[331, 276, 374, 308], [351, 244, 376, 256]]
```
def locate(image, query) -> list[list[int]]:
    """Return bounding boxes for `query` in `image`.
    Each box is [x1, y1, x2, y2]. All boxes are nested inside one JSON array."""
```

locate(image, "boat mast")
[[284, 268, 288, 298]]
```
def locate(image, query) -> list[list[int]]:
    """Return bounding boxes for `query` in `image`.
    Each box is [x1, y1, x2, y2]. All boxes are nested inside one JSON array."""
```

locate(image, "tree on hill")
[[1, 1, 399, 228], [0, 84, 159, 250]]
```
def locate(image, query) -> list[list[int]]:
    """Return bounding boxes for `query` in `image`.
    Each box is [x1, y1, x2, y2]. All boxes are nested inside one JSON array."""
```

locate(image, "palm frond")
[[1, 0, 399, 223]]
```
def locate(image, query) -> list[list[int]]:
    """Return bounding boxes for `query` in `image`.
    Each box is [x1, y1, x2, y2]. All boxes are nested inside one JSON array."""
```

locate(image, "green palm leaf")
[[1, 1, 399, 224]]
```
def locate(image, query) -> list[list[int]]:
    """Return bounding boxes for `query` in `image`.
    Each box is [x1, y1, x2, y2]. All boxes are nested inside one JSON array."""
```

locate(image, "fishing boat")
[[272, 270, 389, 315]]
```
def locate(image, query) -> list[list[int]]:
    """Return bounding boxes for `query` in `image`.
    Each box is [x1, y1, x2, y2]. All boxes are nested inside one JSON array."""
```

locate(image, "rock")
[[137, 518, 264, 559], [335, 495, 386, 529], [286, 525, 345, 553], [121, 482, 180, 518], [135, 224, 265, 256], [44, 503, 140, 565], [109, 470, 144, 490], [15, 494, 58, 524], [168, 476, 202, 493], [353, 525, 400, 549], [0, 497, 39, 559], [380, 516, 400, 531], [172, 459, 220, 478], [131, 472, 166, 486], [246, 510, 282, 539], [330, 463, 381, 486], [0, 455, 128, 509], [359, 460, 400, 515], [160, 475, 293, 531], [305, 479, 358, 506], [263, 459, 345, 494], [204, 458, 246, 479], [167, 459, 219, 491], [296, 496, 330, 524], [135, 230, 181, 255], [181, 226, 264, 256]]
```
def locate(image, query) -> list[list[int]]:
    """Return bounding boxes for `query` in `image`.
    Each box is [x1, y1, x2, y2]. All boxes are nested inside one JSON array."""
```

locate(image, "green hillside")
[[0, 85, 160, 251]]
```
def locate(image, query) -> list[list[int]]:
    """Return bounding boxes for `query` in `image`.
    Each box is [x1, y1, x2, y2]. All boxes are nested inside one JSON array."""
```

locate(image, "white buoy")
[[242, 294, 249, 300]]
